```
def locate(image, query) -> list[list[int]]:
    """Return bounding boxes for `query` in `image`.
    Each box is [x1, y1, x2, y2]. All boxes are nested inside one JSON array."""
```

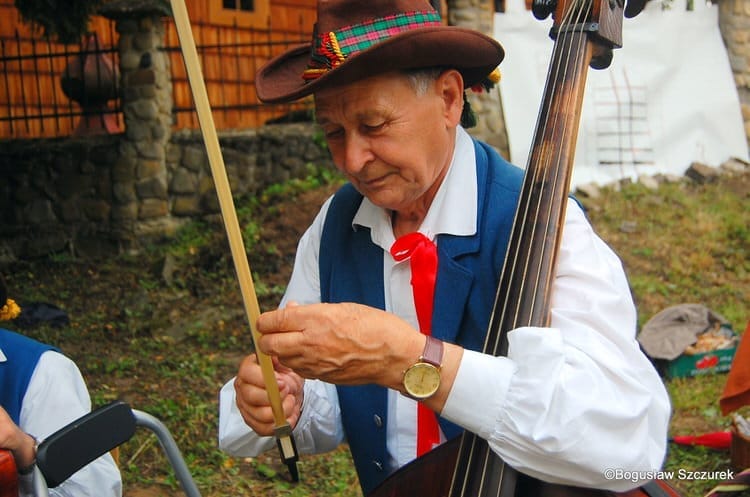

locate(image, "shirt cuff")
[[440, 349, 516, 439]]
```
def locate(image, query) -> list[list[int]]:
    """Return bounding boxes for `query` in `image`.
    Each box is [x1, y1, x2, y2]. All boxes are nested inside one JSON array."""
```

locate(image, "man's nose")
[[342, 133, 374, 174]]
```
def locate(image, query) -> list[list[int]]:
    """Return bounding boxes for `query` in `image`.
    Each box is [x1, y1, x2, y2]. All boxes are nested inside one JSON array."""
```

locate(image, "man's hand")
[[256, 302, 423, 389], [0, 406, 36, 472], [233, 354, 304, 436]]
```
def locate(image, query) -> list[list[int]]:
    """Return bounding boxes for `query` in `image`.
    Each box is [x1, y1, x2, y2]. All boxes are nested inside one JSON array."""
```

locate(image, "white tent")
[[495, 0, 749, 188]]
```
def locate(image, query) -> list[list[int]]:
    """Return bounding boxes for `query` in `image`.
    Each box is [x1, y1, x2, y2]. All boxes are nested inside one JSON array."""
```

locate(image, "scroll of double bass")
[[370, 0, 681, 496]]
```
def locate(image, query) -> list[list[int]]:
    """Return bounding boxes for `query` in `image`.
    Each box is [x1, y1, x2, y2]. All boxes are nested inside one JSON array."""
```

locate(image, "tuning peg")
[[590, 46, 613, 70], [532, 0, 556, 20], [624, 0, 648, 18]]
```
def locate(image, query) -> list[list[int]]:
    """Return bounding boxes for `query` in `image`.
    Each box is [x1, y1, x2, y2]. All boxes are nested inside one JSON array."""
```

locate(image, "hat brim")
[[255, 26, 504, 104]]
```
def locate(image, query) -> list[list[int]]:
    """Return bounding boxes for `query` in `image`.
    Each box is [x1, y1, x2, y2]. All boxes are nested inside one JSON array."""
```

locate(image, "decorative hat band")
[[303, 10, 443, 81]]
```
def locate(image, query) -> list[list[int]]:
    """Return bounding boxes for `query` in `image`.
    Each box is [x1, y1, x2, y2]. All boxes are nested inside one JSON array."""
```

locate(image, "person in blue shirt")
[[0, 273, 121, 497]]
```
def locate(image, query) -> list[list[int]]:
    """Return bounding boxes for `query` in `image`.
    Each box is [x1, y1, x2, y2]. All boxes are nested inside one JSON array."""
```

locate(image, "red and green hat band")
[[303, 10, 443, 80]]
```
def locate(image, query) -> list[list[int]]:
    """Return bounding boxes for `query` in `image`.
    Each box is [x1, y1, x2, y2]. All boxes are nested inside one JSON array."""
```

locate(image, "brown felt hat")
[[255, 0, 505, 103]]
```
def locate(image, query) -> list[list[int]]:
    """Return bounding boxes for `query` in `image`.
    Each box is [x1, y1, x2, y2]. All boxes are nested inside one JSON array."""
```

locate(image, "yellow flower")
[[0, 299, 21, 321]]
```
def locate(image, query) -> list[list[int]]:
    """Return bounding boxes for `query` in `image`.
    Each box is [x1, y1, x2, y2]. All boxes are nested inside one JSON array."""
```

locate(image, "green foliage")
[[168, 220, 213, 258], [249, 163, 343, 207], [15, 0, 104, 44]]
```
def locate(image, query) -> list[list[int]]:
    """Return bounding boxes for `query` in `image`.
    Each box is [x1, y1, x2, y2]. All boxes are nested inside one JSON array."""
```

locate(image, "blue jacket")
[[0, 328, 58, 425], [318, 139, 524, 494]]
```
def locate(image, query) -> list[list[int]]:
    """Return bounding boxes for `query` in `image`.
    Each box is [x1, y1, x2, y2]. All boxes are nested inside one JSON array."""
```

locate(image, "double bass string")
[[528, 0, 592, 333], [449, 2, 598, 497], [487, 0, 588, 359], [443, 19, 587, 493], [522, 0, 593, 341], [449, 6, 588, 497]]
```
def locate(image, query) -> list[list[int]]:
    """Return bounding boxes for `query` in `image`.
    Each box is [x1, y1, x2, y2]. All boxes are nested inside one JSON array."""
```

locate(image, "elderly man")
[[219, 0, 671, 494]]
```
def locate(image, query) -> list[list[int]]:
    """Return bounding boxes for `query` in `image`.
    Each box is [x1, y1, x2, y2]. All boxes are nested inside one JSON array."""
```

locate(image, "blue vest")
[[318, 139, 524, 494], [0, 329, 58, 424]]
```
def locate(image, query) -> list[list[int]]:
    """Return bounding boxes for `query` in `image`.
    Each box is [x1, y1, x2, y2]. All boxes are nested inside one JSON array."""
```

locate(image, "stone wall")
[[0, 125, 332, 261], [0, 2, 334, 262], [718, 0, 750, 146], [2, 0, 747, 261]]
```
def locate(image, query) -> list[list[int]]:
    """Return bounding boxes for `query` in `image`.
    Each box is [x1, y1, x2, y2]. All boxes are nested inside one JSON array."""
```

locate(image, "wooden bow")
[[168, 0, 299, 481]]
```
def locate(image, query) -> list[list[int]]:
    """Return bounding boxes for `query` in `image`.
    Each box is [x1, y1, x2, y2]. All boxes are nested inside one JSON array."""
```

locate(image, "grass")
[[580, 173, 750, 497], [3, 167, 748, 497]]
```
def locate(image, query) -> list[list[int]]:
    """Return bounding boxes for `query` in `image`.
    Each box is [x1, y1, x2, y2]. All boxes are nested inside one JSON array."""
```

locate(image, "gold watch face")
[[403, 362, 441, 399]]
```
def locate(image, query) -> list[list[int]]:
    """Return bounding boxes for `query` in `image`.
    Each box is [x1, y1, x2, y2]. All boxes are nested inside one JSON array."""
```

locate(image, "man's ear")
[[436, 69, 464, 127]]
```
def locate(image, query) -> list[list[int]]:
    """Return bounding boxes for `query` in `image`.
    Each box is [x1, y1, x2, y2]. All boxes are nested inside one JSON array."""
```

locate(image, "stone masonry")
[[0, 2, 333, 262], [0, 126, 332, 261], [1, 0, 748, 261], [718, 0, 750, 148], [101, 2, 174, 240]]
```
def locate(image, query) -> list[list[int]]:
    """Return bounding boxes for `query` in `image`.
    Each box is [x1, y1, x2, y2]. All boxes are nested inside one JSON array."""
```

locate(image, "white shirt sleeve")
[[19, 351, 122, 497], [441, 199, 671, 491], [218, 377, 345, 456], [278, 195, 332, 308]]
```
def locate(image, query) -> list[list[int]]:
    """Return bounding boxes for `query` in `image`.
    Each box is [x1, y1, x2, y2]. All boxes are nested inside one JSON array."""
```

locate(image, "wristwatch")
[[403, 336, 443, 399]]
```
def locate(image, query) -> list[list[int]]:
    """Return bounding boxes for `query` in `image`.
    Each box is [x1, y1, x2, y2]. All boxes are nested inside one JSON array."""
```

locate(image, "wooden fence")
[[0, 0, 315, 139]]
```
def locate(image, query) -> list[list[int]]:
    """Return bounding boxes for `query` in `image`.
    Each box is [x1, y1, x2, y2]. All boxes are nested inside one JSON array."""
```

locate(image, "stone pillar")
[[718, 0, 750, 151], [718, 0, 750, 152], [448, 0, 510, 159], [100, 0, 174, 242]]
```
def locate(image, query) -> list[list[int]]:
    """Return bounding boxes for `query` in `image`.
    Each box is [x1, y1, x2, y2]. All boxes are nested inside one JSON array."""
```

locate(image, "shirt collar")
[[352, 126, 478, 250], [0, 347, 6, 362]]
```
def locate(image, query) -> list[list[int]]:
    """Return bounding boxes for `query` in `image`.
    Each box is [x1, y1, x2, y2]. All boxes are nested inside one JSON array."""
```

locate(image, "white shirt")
[[219, 127, 671, 491], [1, 347, 123, 497]]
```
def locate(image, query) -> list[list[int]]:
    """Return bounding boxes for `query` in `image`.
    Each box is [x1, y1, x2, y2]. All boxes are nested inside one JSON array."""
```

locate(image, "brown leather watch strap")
[[421, 336, 443, 368]]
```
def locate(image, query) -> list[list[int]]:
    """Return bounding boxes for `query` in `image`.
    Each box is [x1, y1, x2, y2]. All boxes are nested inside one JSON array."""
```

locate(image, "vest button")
[[373, 460, 384, 471], [373, 414, 383, 428]]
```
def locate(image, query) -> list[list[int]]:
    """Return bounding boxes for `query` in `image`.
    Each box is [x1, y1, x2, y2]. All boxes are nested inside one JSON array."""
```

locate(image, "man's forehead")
[[315, 103, 393, 126], [315, 89, 419, 125], [315, 70, 412, 97]]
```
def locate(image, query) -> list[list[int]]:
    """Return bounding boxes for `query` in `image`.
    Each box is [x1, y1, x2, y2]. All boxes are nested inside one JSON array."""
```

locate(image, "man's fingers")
[[235, 374, 301, 434], [236, 354, 266, 386], [236, 403, 277, 435], [257, 304, 307, 335]]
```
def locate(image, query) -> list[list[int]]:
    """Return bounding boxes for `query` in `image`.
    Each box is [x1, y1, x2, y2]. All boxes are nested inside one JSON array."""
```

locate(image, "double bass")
[[369, 0, 682, 496]]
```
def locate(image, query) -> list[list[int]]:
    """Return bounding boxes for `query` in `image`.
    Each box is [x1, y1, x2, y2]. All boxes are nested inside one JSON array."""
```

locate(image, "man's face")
[[314, 71, 462, 213]]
